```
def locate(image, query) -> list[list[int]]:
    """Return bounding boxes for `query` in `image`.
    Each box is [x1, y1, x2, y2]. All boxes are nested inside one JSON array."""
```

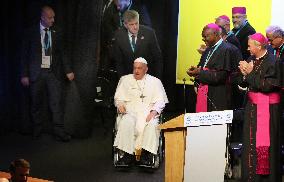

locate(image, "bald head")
[[41, 6, 55, 28]]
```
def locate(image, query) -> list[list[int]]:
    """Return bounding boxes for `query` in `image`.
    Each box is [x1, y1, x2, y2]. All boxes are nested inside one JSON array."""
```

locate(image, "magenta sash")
[[248, 92, 280, 175]]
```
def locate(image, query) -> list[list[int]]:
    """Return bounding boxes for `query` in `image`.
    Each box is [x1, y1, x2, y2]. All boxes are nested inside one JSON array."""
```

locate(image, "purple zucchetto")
[[217, 15, 230, 22], [249, 33, 268, 45], [232, 7, 246, 14], [206, 23, 221, 32]]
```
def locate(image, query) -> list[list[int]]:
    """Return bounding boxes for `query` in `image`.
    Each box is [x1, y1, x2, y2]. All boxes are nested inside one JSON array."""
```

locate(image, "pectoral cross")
[[140, 94, 146, 102]]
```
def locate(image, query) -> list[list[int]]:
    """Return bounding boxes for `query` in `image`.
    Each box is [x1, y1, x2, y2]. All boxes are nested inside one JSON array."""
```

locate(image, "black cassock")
[[236, 52, 282, 182], [196, 41, 232, 111], [232, 21, 256, 60]]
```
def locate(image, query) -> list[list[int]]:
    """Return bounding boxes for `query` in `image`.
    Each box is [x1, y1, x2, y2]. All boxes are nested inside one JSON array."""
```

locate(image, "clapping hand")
[[186, 66, 201, 77], [239, 61, 253, 76]]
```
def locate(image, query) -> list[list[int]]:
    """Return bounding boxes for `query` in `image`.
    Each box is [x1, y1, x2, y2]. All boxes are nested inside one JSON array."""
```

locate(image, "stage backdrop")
[[176, 0, 284, 84]]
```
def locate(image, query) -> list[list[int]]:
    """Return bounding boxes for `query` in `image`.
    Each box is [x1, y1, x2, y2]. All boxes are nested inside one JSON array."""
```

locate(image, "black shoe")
[[117, 151, 134, 166], [54, 132, 71, 142], [140, 149, 154, 166]]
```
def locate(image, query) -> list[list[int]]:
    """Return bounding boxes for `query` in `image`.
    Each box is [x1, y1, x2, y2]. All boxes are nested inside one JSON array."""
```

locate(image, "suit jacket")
[[232, 22, 256, 60], [21, 24, 72, 82], [112, 25, 163, 79]]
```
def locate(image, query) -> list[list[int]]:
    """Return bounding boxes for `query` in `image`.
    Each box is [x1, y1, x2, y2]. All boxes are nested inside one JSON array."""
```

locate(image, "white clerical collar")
[[212, 38, 223, 47], [256, 50, 267, 60]]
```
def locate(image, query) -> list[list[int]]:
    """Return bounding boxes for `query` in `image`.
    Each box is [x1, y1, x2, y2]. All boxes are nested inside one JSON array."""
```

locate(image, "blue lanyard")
[[274, 44, 284, 58], [234, 20, 248, 36], [227, 31, 233, 37], [204, 39, 223, 67]]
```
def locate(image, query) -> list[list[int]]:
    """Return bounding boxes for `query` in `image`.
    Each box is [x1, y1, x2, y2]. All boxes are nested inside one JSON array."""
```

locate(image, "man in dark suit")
[[99, 0, 152, 70], [112, 10, 163, 79], [231, 7, 256, 60], [21, 5, 74, 142]]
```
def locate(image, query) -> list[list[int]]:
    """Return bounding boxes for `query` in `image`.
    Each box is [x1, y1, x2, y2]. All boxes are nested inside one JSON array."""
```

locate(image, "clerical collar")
[[278, 43, 284, 50], [211, 38, 223, 48], [256, 50, 267, 60]]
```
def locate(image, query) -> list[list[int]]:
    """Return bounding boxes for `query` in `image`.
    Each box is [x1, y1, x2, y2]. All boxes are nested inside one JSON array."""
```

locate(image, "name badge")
[[41, 55, 51, 68]]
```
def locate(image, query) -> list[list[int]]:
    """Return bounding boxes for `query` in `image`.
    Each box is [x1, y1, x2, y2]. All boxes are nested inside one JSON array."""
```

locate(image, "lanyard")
[[274, 44, 284, 58], [227, 31, 233, 37], [234, 20, 248, 36], [203, 39, 223, 67]]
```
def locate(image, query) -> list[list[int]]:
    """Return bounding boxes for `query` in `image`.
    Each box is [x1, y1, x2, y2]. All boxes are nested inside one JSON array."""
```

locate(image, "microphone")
[[190, 78, 218, 111]]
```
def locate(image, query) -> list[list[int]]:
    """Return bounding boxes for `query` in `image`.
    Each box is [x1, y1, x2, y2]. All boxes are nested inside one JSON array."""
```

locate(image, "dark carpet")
[[0, 121, 165, 182]]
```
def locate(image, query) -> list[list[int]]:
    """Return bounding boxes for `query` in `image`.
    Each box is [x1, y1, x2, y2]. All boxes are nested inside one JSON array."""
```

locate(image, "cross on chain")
[[140, 94, 146, 102]]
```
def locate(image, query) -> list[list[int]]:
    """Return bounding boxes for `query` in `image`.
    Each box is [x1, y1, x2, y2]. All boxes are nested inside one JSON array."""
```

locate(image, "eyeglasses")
[[267, 36, 281, 43]]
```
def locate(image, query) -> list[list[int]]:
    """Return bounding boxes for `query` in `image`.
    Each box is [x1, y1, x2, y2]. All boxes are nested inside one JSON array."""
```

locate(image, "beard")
[[233, 23, 241, 29]]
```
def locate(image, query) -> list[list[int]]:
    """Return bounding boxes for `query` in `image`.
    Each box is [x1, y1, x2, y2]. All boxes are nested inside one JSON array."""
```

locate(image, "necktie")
[[131, 34, 136, 52], [44, 28, 51, 56], [276, 48, 280, 58]]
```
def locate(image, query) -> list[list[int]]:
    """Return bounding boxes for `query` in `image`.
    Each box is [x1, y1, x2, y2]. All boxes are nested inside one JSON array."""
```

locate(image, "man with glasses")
[[232, 7, 256, 60], [266, 26, 284, 61], [266, 26, 284, 174]]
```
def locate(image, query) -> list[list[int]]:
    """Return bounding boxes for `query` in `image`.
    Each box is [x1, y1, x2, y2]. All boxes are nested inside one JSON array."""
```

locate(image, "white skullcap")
[[134, 57, 147, 64]]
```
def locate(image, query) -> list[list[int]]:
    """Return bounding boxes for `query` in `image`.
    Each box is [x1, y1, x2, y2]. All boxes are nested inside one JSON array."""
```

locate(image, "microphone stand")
[[190, 78, 218, 110], [183, 78, 187, 114]]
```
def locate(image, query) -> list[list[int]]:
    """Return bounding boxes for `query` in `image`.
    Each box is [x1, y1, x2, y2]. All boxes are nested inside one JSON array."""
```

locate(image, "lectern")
[[159, 111, 233, 182], [159, 114, 186, 182]]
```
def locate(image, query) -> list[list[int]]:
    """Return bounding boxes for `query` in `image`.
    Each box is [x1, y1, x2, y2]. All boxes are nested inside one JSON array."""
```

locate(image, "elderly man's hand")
[[21, 77, 30, 86], [186, 66, 201, 77], [197, 44, 207, 54], [66, 72, 75, 81], [239, 61, 253, 76], [146, 110, 158, 122], [118, 105, 126, 114]]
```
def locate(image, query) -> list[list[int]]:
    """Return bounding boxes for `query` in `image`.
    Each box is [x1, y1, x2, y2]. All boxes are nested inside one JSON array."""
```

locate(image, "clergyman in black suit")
[[112, 10, 163, 79], [231, 7, 256, 60], [20, 5, 74, 142]]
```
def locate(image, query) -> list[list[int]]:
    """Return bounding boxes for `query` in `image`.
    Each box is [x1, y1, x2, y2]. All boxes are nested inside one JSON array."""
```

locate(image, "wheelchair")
[[112, 114, 164, 169], [94, 69, 118, 134]]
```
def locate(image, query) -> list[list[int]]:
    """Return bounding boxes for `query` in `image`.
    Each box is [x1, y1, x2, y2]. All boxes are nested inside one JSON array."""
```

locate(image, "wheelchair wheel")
[[152, 132, 164, 169], [113, 147, 119, 167]]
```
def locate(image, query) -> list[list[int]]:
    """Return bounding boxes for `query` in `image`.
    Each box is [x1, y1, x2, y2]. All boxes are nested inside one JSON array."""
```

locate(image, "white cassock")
[[113, 74, 168, 155]]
